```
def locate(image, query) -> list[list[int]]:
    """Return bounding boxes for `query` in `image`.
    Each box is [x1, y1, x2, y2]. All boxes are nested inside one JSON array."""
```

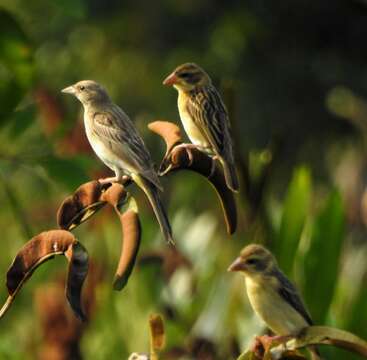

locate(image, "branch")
[[237, 326, 367, 359], [148, 121, 237, 235]]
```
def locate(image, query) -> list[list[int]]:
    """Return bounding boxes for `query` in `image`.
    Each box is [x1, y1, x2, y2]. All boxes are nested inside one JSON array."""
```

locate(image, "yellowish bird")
[[163, 63, 239, 192], [228, 244, 321, 359], [62, 80, 174, 244]]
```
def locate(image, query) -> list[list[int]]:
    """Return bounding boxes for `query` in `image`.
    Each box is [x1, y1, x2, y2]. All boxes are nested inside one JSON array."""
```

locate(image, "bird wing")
[[187, 85, 234, 161], [92, 106, 162, 190], [275, 270, 314, 326]]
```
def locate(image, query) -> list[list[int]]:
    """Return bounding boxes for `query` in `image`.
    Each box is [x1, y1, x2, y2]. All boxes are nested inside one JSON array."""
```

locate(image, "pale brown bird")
[[62, 80, 174, 244], [228, 244, 321, 359], [163, 63, 239, 192]]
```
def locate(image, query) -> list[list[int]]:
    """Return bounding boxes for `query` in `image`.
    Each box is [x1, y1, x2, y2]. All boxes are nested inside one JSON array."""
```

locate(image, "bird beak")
[[61, 85, 76, 94], [228, 257, 245, 272], [163, 72, 178, 86]]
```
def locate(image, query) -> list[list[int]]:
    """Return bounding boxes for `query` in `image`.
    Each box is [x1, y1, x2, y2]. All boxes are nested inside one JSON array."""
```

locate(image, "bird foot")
[[250, 335, 291, 358], [98, 175, 131, 185], [173, 143, 198, 165]]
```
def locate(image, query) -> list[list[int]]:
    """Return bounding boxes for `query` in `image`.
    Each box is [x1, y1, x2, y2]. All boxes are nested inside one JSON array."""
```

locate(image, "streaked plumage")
[[228, 244, 320, 359], [163, 63, 239, 192], [62, 80, 173, 244]]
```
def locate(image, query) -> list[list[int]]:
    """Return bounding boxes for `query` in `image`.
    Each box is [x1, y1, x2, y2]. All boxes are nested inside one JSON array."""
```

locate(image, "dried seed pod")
[[0, 230, 89, 321], [65, 242, 89, 321], [113, 207, 141, 290], [57, 181, 106, 230], [100, 185, 141, 291], [149, 120, 237, 234]]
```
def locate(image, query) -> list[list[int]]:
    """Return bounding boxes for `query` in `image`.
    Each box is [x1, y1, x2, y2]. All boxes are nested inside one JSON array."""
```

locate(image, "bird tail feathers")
[[132, 174, 174, 244], [220, 158, 239, 192]]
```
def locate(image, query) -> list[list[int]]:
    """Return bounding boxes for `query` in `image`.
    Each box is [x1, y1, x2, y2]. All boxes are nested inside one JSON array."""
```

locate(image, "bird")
[[228, 244, 321, 359], [62, 80, 174, 244], [163, 62, 239, 192]]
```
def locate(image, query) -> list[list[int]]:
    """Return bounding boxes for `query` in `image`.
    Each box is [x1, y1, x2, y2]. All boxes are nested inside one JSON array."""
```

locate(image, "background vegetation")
[[0, 0, 366, 359]]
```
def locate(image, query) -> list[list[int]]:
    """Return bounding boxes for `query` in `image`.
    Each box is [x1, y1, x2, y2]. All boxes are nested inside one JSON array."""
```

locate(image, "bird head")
[[163, 63, 211, 91], [61, 80, 110, 106], [228, 244, 276, 276]]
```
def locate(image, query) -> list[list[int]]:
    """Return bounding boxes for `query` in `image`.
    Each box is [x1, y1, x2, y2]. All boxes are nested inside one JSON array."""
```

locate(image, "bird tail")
[[220, 158, 239, 192], [132, 174, 174, 245]]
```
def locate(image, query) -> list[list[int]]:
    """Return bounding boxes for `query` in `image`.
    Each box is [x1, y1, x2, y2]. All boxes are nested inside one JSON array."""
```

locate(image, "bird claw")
[[173, 143, 198, 166], [98, 176, 118, 185], [250, 335, 291, 358], [98, 175, 131, 185]]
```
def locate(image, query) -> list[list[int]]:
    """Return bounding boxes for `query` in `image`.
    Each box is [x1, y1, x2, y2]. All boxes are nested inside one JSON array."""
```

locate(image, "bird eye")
[[179, 72, 191, 78], [79, 85, 85, 91], [246, 258, 258, 265]]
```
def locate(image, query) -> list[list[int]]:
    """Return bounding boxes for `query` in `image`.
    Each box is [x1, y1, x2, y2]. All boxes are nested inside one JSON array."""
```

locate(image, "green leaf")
[[275, 166, 312, 274], [301, 190, 345, 324], [344, 277, 367, 341]]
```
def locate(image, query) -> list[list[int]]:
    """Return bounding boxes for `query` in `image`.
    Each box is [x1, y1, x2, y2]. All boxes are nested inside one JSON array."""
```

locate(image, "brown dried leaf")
[[0, 230, 78, 319]]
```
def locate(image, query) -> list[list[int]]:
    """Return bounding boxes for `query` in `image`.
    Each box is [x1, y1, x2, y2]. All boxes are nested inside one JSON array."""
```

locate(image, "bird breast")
[[245, 276, 309, 336], [178, 91, 209, 148], [83, 112, 126, 173]]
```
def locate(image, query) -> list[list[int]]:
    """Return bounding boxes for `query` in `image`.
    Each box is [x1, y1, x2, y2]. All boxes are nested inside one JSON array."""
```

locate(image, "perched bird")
[[62, 80, 174, 244], [228, 244, 320, 359], [163, 63, 239, 192]]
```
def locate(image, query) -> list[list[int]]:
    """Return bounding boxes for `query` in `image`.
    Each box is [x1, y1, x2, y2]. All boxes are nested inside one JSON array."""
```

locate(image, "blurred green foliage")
[[0, 1, 366, 359]]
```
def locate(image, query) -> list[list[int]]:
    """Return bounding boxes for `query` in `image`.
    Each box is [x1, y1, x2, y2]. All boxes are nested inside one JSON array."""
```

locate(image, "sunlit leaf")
[[302, 190, 345, 324], [344, 274, 367, 341], [275, 166, 312, 274]]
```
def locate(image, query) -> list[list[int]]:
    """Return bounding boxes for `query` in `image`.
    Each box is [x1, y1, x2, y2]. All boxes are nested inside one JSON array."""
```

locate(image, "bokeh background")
[[0, 0, 367, 359]]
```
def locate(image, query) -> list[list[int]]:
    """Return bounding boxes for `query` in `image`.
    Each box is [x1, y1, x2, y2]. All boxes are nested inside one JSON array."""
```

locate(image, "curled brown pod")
[[149, 120, 237, 234], [57, 181, 106, 230], [100, 186, 141, 291], [0, 230, 89, 321]]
